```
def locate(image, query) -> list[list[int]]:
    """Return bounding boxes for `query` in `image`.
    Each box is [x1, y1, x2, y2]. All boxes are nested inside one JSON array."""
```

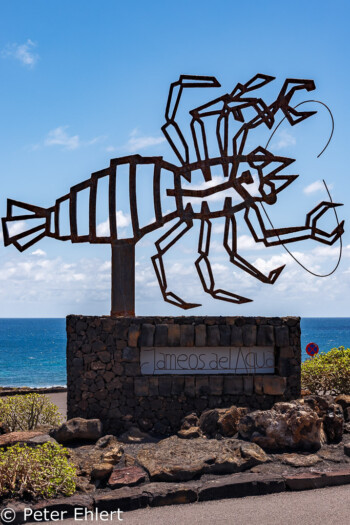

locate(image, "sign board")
[[140, 346, 275, 375], [306, 342, 319, 357]]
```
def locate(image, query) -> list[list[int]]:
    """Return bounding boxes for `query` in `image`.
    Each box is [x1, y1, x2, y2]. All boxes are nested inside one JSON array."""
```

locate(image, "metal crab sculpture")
[[2, 74, 344, 316]]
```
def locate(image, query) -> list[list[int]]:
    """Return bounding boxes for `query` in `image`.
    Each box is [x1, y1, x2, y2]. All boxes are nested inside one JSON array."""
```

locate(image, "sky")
[[0, 0, 349, 317]]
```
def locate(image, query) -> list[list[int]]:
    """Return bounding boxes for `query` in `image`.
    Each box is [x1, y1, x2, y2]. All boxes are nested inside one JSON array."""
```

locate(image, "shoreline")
[[0, 386, 67, 397]]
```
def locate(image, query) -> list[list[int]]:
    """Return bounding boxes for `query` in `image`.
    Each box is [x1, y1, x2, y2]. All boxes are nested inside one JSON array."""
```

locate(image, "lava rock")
[[108, 466, 146, 489], [53, 418, 103, 443], [280, 453, 321, 467], [178, 427, 202, 439], [238, 401, 323, 451], [137, 435, 268, 481]]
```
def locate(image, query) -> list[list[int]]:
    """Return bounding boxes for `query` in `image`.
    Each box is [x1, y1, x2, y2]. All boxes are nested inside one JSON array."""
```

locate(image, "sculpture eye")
[[239, 170, 254, 184]]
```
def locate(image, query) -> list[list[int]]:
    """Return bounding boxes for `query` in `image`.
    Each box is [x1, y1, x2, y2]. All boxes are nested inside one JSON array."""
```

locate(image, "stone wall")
[[67, 316, 301, 435]]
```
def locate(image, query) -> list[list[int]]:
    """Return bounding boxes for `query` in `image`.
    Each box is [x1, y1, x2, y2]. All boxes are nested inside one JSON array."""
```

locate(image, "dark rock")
[[242, 325, 256, 346], [219, 325, 231, 346], [195, 324, 206, 346], [231, 325, 243, 346], [199, 409, 219, 435], [274, 326, 289, 347], [119, 426, 157, 444], [32, 495, 93, 519], [217, 406, 248, 437], [122, 347, 139, 361], [137, 436, 268, 481], [263, 376, 286, 396], [257, 325, 274, 346], [224, 376, 243, 395], [178, 427, 202, 439], [181, 412, 199, 430], [280, 453, 321, 467], [345, 408, 350, 422], [344, 443, 350, 457], [94, 486, 149, 512], [180, 325, 194, 346], [168, 324, 180, 346], [147, 482, 198, 507], [198, 473, 285, 501], [28, 434, 58, 445], [95, 435, 119, 448], [323, 404, 344, 443], [134, 378, 149, 397], [154, 324, 168, 346], [0, 430, 44, 447], [207, 325, 220, 346], [108, 466, 146, 489], [335, 395, 350, 412], [54, 418, 103, 443], [238, 401, 323, 451], [158, 376, 172, 396], [68, 439, 123, 480], [195, 376, 209, 396], [128, 324, 140, 347], [140, 324, 155, 347], [284, 472, 325, 491], [209, 376, 223, 396]]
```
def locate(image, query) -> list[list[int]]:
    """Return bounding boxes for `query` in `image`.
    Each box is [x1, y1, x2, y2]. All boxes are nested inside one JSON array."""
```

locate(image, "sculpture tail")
[[2, 199, 50, 252]]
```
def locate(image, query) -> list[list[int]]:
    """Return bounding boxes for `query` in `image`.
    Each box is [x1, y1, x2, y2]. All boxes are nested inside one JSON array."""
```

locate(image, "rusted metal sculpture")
[[2, 74, 344, 316]]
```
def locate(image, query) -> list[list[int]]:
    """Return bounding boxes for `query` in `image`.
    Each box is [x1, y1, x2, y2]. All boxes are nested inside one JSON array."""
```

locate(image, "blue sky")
[[0, 0, 349, 317]]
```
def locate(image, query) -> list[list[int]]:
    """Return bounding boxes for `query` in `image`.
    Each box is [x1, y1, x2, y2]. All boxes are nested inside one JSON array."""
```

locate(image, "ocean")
[[0, 318, 349, 388]]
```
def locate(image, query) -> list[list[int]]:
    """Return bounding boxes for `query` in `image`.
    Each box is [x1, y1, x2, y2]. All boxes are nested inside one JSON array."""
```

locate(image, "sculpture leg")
[[224, 216, 285, 283], [195, 218, 253, 304], [152, 219, 201, 310]]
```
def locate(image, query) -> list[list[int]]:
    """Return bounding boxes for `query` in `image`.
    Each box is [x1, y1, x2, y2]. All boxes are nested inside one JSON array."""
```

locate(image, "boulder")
[[335, 395, 350, 412], [323, 404, 344, 443], [238, 401, 323, 451], [198, 406, 247, 437], [119, 426, 157, 444], [91, 463, 114, 481], [53, 418, 102, 443], [217, 406, 248, 437], [280, 453, 321, 467], [0, 431, 45, 447], [199, 409, 219, 436], [178, 427, 202, 439], [108, 466, 147, 489], [137, 435, 268, 481], [301, 396, 344, 443], [181, 413, 199, 430], [344, 444, 350, 458], [68, 440, 124, 480]]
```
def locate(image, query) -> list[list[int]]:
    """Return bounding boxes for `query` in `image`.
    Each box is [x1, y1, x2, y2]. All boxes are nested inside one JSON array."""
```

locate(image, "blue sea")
[[0, 318, 349, 388]]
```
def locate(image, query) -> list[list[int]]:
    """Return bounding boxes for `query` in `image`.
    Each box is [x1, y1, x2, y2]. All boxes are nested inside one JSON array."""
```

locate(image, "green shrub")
[[301, 346, 350, 395], [0, 442, 76, 499], [0, 394, 62, 432]]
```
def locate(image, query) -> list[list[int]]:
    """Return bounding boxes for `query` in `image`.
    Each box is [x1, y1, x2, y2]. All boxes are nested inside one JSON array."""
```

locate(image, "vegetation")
[[0, 442, 76, 499], [301, 346, 350, 395], [0, 394, 62, 431]]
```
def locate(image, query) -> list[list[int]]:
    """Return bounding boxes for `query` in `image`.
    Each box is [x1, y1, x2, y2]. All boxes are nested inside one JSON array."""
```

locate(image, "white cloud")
[[122, 129, 166, 153], [1, 39, 38, 68], [31, 249, 47, 257], [96, 211, 131, 236], [303, 180, 333, 194], [44, 126, 80, 150], [35, 126, 106, 151], [271, 129, 296, 151]]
